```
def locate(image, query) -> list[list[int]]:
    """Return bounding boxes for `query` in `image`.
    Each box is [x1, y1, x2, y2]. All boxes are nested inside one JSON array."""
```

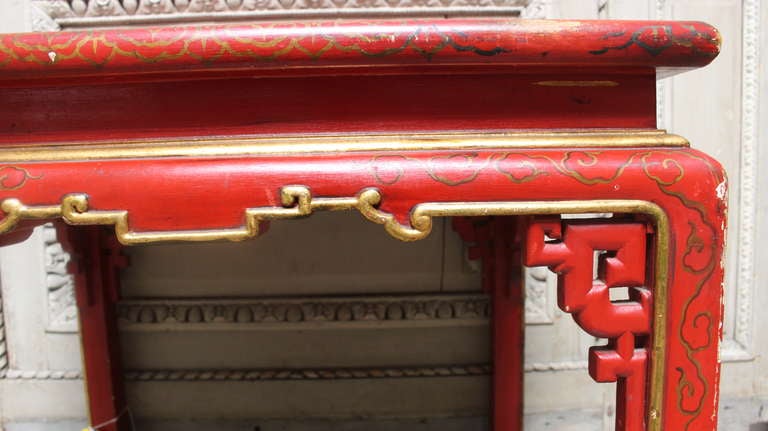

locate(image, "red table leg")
[[454, 217, 524, 431], [57, 224, 130, 431]]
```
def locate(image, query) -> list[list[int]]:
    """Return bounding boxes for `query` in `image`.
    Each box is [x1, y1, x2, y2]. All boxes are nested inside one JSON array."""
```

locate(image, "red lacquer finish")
[[0, 18, 726, 431], [0, 19, 719, 144], [56, 225, 129, 431], [0, 146, 727, 430], [0, 19, 719, 82], [0, 72, 657, 144], [454, 217, 525, 431], [526, 220, 652, 431]]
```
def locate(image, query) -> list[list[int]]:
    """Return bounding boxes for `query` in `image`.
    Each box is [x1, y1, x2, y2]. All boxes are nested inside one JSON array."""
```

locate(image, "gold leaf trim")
[[0, 130, 687, 163]]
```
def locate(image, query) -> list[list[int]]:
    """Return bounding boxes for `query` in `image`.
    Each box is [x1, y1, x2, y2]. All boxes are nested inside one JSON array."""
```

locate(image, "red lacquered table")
[[0, 19, 725, 431]]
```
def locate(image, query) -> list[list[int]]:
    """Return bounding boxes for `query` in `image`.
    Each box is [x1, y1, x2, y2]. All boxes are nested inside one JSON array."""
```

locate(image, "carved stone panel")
[[31, 0, 535, 28], [42, 224, 78, 333]]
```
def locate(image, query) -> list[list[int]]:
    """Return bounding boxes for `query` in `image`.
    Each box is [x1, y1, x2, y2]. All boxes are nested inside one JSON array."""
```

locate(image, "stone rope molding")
[[3, 369, 81, 380], [0, 285, 7, 378], [123, 365, 492, 381], [1, 359, 591, 380]]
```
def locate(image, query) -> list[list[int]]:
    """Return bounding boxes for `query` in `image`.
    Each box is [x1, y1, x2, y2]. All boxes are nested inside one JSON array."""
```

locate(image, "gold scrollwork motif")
[[0, 166, 42, 190]]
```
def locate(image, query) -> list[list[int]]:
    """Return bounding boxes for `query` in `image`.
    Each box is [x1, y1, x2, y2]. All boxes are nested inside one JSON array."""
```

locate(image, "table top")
[[0, 19, 720, 83], [0, 18, 721, 145]]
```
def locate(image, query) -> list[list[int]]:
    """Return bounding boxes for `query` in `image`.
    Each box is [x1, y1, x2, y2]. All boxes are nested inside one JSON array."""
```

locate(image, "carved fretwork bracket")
[[525, 217, 652, 431]]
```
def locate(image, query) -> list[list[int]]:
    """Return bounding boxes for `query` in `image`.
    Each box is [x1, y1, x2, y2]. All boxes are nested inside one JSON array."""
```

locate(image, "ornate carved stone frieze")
[[31, 0, 531, 28], [118, 294, 490, 327]]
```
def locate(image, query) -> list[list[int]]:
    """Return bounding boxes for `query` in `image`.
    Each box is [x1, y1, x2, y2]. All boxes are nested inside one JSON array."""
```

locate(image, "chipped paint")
[[715, 180, 727, 200]]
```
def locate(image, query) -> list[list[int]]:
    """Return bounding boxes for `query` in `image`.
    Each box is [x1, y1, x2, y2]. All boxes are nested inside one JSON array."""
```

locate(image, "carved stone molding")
[[4, 364, 490, 381], [42, 224, 78, 333], [117, 288, 555, 327], [124, 364, 490, 381], [3, 369, 81, 380], [520, 0, 547, 18], [0, 359, 594, 380], [118, 294, 490, 327], [525, 360, 586, 372], [30, 2, 62, 31], [31, 0, 531, 28], [4, 366, 488, 381], [0, 285, 7, 378], [728, 0, 761, 361], [523, 266, 553, 324], [654, 0, 669, 129]]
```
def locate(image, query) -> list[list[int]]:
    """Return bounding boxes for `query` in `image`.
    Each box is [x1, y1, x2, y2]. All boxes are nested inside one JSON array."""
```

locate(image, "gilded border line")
[[0, 130, 687, 163], [0, 186, 669, 430]]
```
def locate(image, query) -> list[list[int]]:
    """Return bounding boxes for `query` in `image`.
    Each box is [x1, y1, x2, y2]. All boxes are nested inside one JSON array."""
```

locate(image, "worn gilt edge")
[[117, 294, 491, 327], [0, 187, 670, 429], [0, 131, 688, 163]]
